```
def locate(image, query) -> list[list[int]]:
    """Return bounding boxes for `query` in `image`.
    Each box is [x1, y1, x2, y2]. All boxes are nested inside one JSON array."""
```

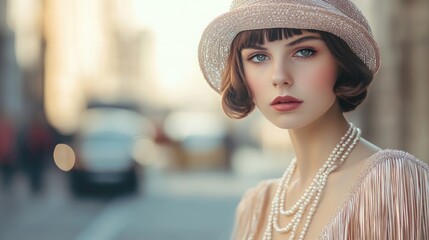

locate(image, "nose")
[[271, 61, 292, 87]]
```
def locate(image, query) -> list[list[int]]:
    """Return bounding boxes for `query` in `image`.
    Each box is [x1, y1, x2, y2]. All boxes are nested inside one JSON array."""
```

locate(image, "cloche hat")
[[198, 0, 381, 93]]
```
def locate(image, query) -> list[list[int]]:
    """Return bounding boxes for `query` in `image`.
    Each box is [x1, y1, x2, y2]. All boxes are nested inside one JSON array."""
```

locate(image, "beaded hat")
[[198, 0, 381, 93]]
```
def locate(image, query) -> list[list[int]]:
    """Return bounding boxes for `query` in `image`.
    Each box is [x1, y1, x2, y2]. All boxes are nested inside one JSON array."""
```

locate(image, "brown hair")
[[221, 28, 373, 119]]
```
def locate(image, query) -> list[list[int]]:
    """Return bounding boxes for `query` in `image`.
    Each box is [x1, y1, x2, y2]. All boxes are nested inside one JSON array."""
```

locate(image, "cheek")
[[246, 79, 261, 98], [244, 70, 263, 98], [303, 64, 338, 93]]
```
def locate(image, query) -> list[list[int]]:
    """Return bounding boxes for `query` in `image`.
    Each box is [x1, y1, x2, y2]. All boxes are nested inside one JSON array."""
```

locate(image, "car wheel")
[[124, 170, 139, 193], [70, 171, 87, 196]]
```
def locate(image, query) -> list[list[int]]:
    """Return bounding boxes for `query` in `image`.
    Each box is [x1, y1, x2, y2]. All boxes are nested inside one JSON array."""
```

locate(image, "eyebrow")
[[242, 35, 323, 50], [286, 35, 322, 46]]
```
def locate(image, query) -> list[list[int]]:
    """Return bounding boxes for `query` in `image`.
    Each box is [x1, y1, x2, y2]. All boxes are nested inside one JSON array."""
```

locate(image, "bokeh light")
[[53, 143, 76, 171]]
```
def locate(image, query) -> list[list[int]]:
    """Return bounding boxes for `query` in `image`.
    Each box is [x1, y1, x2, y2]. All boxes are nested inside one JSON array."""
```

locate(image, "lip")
[[271, 95, 303, 112]]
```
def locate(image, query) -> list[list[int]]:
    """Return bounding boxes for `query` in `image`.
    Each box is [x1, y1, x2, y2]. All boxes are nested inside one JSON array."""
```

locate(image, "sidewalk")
[[145, 146, 293, 198]]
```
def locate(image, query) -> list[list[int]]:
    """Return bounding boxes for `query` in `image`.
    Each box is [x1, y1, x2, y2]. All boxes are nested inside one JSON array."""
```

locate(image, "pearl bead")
[[263, 124, 361, 240]]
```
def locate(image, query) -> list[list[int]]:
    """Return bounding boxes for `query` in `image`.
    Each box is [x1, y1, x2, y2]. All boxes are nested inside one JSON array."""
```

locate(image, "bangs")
[[234, 28, 304, 50]]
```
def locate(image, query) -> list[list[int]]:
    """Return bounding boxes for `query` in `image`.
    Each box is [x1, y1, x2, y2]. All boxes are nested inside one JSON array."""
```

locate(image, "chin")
[[268, 118, 308, 130]]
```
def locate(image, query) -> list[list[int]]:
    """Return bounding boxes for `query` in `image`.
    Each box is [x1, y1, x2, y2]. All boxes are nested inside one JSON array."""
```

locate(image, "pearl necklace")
[[262, 123, 361, 240]]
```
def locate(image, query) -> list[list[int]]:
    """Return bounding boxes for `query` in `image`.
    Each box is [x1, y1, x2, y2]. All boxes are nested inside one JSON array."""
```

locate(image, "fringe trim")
[[319, 149, 429, 239]]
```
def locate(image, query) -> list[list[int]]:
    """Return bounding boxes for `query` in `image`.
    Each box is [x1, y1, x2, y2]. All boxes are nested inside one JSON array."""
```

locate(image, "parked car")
[[163, 111, 231, 169], [69, 103, 155, 195]]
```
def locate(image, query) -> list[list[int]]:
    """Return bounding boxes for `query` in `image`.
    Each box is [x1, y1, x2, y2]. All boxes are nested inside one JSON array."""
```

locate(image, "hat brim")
[[198, 3, 380, 93]]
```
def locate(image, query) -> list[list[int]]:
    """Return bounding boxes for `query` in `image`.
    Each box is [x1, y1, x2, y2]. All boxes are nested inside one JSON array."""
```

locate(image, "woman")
[[198, 0, 429, 239]]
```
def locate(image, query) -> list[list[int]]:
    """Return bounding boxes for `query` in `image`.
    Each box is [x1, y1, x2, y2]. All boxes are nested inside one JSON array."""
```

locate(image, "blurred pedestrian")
[[22, 113, 53, 193], [0, 113, 17, 190], [198, 0, 429, 239]]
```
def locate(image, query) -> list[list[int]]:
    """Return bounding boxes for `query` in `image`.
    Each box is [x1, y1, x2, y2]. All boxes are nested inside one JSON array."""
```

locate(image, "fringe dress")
[[231, 149, 429, 240]]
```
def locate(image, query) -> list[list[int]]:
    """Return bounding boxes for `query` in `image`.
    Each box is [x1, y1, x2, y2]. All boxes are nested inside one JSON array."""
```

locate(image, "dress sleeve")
[[321, 150, 429, 239], [230, 180, 274, 240]]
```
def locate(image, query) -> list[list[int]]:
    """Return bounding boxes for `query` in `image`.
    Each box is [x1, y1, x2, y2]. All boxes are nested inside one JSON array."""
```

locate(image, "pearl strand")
[[297, 127, 360, 240], [275, 126, 355, 230], [262, 124, 361, 240], [279, 126, 354, 216], [275, 127, 358, 235]]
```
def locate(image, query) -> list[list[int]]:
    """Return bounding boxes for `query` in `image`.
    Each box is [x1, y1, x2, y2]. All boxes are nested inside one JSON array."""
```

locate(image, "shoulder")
[[231, 179, 277, 240], [356, 149, 429, 195], [364, 150, 429, 230], [353, 149, 429, 205], [243, 179, 277, 199], [235, 179, 277, 216], [321, 149, 429, 238], [363, 149, 429, 176]]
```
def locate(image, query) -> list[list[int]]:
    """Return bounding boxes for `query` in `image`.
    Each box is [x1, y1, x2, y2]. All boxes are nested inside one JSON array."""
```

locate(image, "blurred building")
[[0, 0, 24, 120], [42, 0, 157, 135], [354, 0, 429, 161], [0, 0, 428, 164]]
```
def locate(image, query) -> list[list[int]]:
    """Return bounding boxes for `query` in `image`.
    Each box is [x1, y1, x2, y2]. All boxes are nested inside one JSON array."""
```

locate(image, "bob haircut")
[[221, 28, 373, 119]]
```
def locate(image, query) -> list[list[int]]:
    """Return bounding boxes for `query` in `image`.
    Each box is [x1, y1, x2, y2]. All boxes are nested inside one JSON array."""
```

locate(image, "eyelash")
[[294, 48, 316, 58], [247, 48, 317, 64], [248, 54, 269, 63]]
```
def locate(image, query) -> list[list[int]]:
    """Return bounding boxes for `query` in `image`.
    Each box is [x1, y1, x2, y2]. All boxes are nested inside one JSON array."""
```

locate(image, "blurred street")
[[1, 0, 428, 239], [0, 148, 287, 240]]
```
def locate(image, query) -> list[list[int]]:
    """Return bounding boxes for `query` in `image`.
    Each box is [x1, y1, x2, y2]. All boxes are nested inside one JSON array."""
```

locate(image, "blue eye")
[[250, 54, 269, 63], [295, 49, 315, 58]]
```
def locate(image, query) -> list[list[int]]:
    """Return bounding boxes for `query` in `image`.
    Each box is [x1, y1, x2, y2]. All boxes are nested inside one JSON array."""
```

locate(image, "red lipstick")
[[271, 96, 303, 112]]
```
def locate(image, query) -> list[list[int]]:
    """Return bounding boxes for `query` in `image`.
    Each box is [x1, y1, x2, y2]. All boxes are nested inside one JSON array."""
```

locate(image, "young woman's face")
[[241, 31, 339, 129]]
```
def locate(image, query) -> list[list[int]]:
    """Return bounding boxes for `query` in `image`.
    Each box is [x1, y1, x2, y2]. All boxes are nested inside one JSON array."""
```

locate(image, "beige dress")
[[231, 149, 429, 240]]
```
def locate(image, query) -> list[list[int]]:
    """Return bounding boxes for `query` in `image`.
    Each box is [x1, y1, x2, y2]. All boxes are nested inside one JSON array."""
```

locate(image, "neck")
[[288, 106, 349, 182]]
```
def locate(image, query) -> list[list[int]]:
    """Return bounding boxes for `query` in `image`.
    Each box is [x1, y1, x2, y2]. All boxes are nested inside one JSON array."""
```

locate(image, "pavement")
[[0, 146, 294, 240]]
